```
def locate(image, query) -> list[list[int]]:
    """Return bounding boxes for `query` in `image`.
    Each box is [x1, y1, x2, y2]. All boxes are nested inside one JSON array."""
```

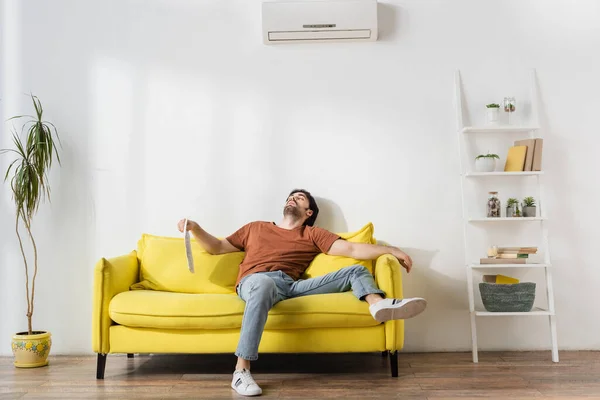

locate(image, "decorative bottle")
[[486, 192, 501, 218]]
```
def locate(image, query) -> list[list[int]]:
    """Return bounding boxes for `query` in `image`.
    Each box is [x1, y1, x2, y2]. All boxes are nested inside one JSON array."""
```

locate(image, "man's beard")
[[283, 204, 303, 220]]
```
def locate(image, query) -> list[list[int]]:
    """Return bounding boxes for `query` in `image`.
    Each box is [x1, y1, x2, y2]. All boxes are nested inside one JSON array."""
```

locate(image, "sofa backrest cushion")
[[133, 234, 243, 294], [132, 223, 376, 294], [303, 222, 376, 279]]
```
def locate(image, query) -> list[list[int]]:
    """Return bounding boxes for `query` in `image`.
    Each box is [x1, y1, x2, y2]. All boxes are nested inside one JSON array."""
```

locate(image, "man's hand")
[[177, 219, 198, 233], [176, 219, 240, 255], [390, 247, 413, 273]]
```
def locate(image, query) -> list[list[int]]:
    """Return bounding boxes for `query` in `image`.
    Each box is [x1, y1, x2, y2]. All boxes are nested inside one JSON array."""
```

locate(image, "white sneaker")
[[231, 368, 262, 396], [369, 298, 427, 322]]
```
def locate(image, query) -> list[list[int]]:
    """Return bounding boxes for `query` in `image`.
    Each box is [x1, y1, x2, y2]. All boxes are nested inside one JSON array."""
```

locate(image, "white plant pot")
[[486, 108, 499, 125], [475, 157, 496, 172]]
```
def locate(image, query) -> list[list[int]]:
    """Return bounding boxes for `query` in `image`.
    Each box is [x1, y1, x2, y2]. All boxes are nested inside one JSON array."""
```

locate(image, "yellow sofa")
[[92, 223, 404, 379]]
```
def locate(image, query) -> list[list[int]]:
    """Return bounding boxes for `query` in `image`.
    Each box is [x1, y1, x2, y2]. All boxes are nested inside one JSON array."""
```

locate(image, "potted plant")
[[475, 153, 499, 172], [522, 196, 536, 217], [485, 103, 500, 125], [1, 95, 61, 368], [506, 198, 519, 217]]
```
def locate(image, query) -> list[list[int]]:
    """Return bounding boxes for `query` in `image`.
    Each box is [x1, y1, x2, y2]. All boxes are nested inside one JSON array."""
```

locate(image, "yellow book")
[[504, 145, 527, 172], [496, 274, 520, 284], [483, 274, 520, 284]]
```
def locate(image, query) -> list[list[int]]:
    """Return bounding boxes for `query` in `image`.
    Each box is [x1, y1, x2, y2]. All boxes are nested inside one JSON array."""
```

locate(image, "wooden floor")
[[2, 351, 600, 399]]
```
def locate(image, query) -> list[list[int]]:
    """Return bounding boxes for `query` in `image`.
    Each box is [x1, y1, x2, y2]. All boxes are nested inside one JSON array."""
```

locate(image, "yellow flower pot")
[[11, 331, 52, 368]]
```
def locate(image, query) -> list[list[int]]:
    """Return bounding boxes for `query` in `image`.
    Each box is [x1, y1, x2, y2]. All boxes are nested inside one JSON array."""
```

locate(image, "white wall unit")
[[261, 0, 378, 44], [455, 69, 559, 363]]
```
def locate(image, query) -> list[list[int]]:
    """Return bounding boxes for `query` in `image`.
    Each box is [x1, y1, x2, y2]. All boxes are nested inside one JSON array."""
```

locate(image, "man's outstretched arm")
[[327, 239, 413, 272], [177, 219, 240, 255]]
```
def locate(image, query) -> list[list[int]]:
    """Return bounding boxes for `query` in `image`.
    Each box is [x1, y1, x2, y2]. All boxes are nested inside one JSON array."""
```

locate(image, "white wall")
[[1, 0, 599, 355]]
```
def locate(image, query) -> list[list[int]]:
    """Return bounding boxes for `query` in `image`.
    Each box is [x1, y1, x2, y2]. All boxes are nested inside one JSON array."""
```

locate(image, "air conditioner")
[[262, 0, 378, 44]]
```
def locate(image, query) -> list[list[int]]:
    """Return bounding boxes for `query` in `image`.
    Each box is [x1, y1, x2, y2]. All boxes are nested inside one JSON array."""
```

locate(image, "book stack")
[[504, 138, 543, 172], [480, 247, 538, 264]]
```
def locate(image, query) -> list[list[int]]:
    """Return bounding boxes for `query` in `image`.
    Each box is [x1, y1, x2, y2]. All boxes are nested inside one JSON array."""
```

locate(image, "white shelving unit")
[[462, 126, 539, 134], [455, 69, 558, 363], [475, 308, 552, 317], [470, 263, 551, 269], [465, 172, 544, 177], [468, 217, 547, 222]]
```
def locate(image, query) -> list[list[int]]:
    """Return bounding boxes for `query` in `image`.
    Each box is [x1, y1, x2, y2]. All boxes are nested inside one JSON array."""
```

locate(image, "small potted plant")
[[506, 198, 519, 217], [475, 153, 499, 173], [522, 196, 536, 217], [486, 103, 500, 124]]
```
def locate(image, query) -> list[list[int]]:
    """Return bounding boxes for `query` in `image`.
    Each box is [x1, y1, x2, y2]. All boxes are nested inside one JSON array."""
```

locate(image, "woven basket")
[[479, 282, 536, 312]]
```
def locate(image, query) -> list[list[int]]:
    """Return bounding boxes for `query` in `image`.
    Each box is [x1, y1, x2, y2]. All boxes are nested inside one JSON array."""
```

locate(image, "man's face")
[[284, 192, 312, 220]]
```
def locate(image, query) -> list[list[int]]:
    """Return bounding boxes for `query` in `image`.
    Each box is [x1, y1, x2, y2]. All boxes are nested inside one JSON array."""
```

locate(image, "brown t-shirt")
[[226, 221, 341, 287]]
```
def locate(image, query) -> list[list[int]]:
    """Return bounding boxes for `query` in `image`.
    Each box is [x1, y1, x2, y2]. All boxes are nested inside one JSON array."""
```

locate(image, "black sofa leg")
[[127, 353, 134, 358], [97, 354, 107, 379], [389, 351, 398, 377]]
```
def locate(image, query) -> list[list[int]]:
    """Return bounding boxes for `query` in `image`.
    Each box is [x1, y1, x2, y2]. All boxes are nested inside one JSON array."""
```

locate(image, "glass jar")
[[486, 192, 501, 218], [487, 245, 499, 258], [503, 97, 516, 113], [503, 97, 516, 124]]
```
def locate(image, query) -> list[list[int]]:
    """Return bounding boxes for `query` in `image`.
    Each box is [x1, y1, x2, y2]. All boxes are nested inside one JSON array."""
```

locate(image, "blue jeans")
[[235, 264, 385, 361]]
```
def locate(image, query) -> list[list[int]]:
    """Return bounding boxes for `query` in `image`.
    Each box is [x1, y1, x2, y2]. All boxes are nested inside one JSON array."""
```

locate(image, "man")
[[177, 189, 427, 397]]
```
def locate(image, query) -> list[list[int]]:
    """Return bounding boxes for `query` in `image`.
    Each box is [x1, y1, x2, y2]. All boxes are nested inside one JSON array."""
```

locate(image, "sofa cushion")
[[133, 223, 376, 294], [303, 222, 376, 279], [133, 234, 244, 294], [109, 290, 380, 330]]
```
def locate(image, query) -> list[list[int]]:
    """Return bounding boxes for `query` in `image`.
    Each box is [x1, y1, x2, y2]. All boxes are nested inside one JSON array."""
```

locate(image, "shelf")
[[462, 126, 539, 134], [456, 69, 558, 364], [469, 217, 546, 222], [470, 263, 550, 268], [465, 171, 543, 177], [474, 307, 553, 317]]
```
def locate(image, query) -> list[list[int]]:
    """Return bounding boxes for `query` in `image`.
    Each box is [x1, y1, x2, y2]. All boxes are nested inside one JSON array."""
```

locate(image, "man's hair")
[[288, 189, 319, 227]]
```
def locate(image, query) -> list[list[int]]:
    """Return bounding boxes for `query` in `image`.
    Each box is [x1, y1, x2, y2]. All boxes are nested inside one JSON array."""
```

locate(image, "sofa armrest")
[[374, 254, 405, 352], [92, 251, 139, 354]]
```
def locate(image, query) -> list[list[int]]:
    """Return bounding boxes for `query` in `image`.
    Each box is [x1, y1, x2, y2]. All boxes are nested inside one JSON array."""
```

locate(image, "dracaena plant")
[[1, 94, 61, 335]]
